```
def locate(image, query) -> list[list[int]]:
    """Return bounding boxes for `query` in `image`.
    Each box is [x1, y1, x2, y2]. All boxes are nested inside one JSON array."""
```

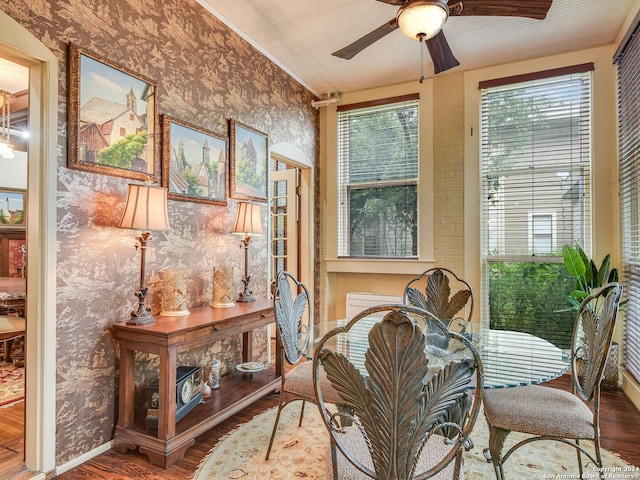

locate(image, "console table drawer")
[[184, 321, 241, 343]]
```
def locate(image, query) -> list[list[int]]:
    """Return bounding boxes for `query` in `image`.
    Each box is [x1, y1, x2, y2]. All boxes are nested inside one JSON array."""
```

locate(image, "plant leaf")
[[596, 254, 611, 287], [562, 244, 586, 279]]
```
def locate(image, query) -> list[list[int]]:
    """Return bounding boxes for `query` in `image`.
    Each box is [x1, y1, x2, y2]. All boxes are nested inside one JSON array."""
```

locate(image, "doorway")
[[0, 54, 28, 474], [0, 11, 59, 476], [269, 149, 313, 300]]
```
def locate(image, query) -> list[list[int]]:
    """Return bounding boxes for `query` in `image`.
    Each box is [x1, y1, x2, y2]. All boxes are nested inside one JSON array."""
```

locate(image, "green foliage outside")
[[489, 261, 576, 348], [484, 89, 548, 205], [97, 131, 147, 168], [349, 185, 417, 256]]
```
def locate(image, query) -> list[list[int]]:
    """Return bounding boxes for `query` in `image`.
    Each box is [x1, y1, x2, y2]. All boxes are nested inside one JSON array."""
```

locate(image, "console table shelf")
[[111, 299, 279, 468]]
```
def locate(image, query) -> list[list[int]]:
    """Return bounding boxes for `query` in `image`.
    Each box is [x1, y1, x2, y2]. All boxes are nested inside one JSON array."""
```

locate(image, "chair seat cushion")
[[484, 385, 595, 439], [330, 425, 460, 479], [284, 360, 342, 404]]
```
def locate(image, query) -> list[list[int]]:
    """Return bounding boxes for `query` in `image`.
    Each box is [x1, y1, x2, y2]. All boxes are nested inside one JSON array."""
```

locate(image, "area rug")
[[0, 363, 24, 408], [193, 404, 639, 480]]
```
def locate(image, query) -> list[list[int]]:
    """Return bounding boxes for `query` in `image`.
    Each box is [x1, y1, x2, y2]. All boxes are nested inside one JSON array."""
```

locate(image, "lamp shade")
[[231, 202, 263, 236], [119, 184, 171, 231], [397, 0, 448, 41]]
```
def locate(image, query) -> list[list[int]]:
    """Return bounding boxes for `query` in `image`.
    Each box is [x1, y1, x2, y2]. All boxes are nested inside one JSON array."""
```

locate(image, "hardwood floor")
[[0, 373, 637, 478], [51, 374, 640, 479]]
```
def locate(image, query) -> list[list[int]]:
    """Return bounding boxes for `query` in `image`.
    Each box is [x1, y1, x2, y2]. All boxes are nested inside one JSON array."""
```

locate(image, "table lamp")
[[119, 183, 171, 325], [231, 201, 263, 303]]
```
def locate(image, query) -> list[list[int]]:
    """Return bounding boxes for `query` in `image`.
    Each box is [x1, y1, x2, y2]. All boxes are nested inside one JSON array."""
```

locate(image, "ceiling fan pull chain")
[[419, 33, 425, 83]]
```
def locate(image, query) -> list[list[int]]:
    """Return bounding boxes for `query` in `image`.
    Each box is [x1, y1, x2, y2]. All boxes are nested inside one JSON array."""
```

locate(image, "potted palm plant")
[[562, 244, 619, 309], [562, 244, 621, 389]]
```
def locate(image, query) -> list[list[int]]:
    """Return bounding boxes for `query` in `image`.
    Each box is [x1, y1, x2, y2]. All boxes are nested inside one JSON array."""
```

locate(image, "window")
[[617, 19, 640, 384], [120, 127, 126, 137], [480, 66, 592, 348], [337, 95, 419, 259], [529, 213, 554, 254]]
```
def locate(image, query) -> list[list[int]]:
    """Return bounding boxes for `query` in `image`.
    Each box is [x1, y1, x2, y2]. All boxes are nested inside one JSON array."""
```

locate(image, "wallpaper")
[[0, 0, 318, 465]]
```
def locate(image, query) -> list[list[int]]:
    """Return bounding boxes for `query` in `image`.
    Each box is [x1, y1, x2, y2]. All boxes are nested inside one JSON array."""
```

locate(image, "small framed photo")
[[68, 44, 159, 183], [230, 119, 268, 202], [0, 188, 26, 229], [162, 115, 228, 205]]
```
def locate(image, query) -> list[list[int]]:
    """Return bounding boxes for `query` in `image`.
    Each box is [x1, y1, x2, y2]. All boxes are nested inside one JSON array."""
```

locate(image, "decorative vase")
[[211, 266, 235, 308], [160, 268, 190, 316], [210, 358, 221, 390]]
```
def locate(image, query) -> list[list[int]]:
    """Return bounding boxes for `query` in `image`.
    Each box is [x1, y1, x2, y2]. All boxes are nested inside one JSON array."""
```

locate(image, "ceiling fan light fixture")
[[397, 0, 449, 41]]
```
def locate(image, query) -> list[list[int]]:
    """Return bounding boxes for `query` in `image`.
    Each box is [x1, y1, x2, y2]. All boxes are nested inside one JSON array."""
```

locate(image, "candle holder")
[[161, 268, 189, 316], [210, 266, 235, 308]]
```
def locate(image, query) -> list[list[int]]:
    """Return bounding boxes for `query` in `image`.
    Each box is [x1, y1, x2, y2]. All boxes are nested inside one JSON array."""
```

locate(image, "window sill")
[[325, 258, 436, 275]]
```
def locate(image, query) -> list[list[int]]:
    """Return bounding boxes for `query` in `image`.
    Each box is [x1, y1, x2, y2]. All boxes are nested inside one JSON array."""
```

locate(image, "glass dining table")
[[309, 318, 570, 389]]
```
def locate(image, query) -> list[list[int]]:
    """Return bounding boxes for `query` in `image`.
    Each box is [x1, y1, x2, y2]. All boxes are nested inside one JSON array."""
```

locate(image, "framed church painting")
[[161, 115, 228, 205], [68, 44, 159, 183], [229, 119, 268, 202]]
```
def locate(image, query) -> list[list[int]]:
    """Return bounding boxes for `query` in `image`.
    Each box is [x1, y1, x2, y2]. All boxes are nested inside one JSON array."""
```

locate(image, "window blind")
[[480, 70, 592, 349], [337, 96, 419, 258], [617, 15, 640, 383]]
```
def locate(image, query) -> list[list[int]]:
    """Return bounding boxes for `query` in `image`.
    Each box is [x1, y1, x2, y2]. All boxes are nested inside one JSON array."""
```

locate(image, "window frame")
[[325, 84, 435, 274], [337, 95, 420, 260]]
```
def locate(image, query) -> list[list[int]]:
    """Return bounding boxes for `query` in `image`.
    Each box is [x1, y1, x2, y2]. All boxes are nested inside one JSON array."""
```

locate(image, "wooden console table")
[[111, 299, 279, 468]]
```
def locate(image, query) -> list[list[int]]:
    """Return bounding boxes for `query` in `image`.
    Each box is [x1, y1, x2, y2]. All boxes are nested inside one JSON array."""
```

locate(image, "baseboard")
[[55, 440, 114, 475], [621, 368, 640, 411]]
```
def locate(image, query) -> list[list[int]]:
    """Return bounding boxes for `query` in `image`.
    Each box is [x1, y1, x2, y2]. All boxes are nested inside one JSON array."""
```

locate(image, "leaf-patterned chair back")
[[572, 282, 623, 402], [404, 268, 474, 334], [313, 304, 484, 480], [274, 271, 311, 365]]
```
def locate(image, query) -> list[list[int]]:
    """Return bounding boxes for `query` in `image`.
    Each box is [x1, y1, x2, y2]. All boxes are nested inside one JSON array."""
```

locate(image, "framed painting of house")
[[230, 119, 268, 202], [161, 115, 228, 205], [68, 44, 159, 183], [0, 188, 26, 229]]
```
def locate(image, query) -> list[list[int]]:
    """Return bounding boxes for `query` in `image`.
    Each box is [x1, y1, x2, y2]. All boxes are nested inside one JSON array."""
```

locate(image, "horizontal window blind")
[[337, 97, 419, 258], [480, 69, 592, 349], [617, 16, 640, 384]]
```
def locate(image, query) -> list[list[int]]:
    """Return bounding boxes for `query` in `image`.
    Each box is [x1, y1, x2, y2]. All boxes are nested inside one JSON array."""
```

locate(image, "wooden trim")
[[478, 63, 595, 90], [337, 93, 420, 112]]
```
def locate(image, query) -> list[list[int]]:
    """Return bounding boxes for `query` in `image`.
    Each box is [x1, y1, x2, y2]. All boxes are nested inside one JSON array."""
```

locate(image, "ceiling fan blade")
[[425, 31, 460, 74], [332, 19, 398, 60], [452, 0, 552, 20], [374, 0, 408, 5]]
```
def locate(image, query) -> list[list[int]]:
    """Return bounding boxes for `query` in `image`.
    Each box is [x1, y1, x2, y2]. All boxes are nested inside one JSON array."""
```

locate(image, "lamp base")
[[236, 292, 255, 303], [126, 313, 155, 325]]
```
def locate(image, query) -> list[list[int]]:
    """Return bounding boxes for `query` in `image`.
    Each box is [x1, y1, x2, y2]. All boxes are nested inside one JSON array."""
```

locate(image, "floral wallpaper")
[[0, 0, 318, 466]]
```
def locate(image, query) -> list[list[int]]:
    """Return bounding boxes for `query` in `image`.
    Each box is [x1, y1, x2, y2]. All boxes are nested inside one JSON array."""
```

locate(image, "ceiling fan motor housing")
[[396, 0, 450, 40]]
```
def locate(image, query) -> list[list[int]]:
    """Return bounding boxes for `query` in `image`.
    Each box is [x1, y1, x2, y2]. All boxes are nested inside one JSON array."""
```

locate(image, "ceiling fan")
[[332, 0, 553, 74]]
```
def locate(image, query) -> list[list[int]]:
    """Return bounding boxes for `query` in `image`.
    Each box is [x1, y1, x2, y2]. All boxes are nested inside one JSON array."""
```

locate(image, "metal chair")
[[482, 282, 623, 480], [265, 271, 341, 460], [313, 304, 484, 479], [403, 268, 474, 335]]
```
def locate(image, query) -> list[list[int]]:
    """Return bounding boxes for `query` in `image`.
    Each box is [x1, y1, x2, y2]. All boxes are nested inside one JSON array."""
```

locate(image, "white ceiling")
[[0, 57, 28, 95], [199, 0, 636, 96]]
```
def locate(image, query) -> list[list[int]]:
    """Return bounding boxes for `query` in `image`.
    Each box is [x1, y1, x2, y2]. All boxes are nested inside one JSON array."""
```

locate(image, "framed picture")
[[161, 115, 228, 205], [230, 119, 268, 202], [68, 44, 159, 183], [0, 188, 26, 229]]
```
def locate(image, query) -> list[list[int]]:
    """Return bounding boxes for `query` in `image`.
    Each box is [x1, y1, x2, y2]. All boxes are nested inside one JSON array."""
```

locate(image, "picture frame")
[[68, 44, 159, 183], [0, 188, 26, 229], [161, 115, 228, 205], [229, 119, 268, 202]]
